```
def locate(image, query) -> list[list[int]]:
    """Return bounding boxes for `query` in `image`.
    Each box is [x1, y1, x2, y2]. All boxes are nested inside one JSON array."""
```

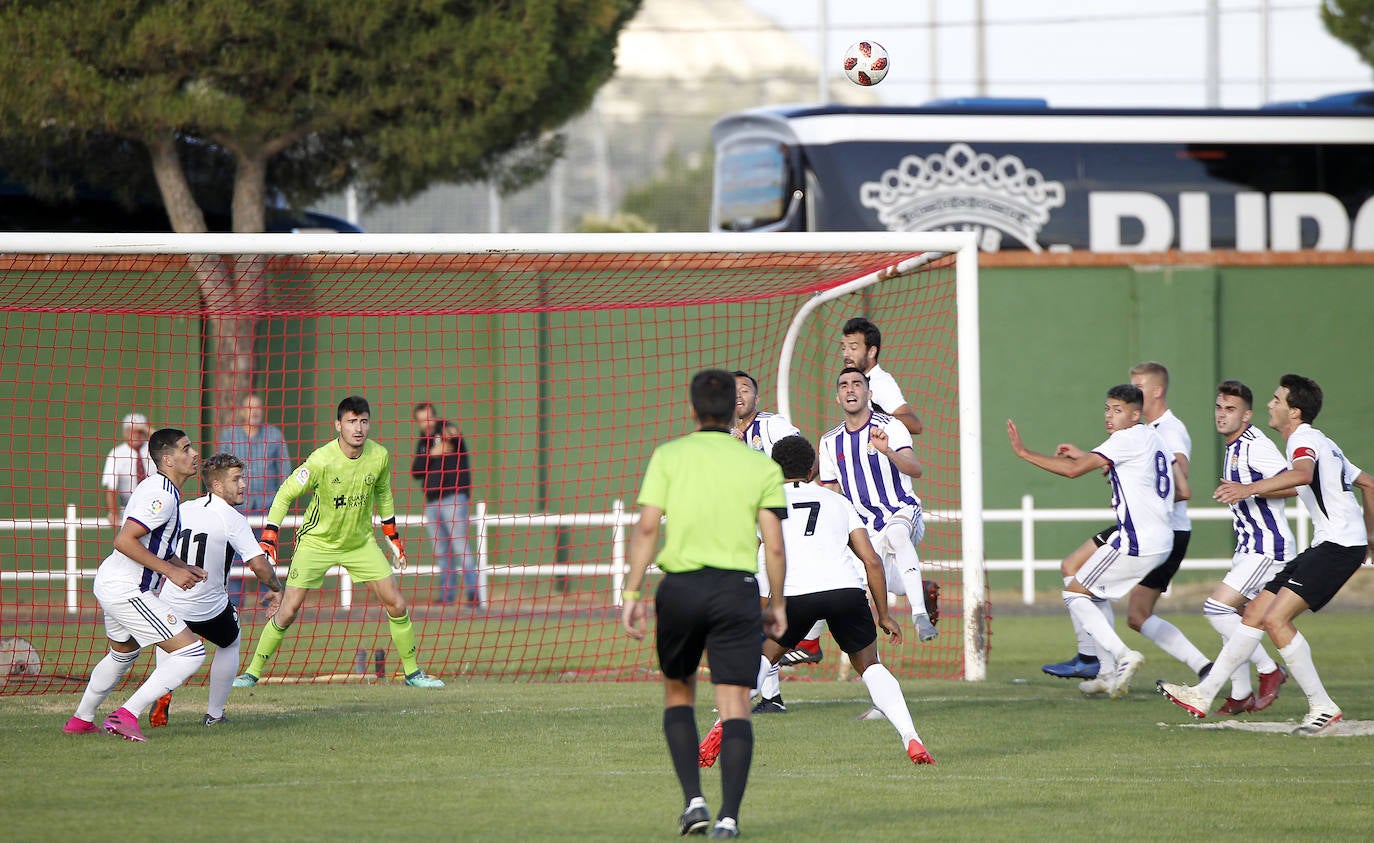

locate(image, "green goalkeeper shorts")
[[286, 541, 392, 589]]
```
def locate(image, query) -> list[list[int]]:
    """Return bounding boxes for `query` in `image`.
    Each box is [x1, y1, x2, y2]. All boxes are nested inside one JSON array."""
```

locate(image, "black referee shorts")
[[184, 601, 242, 649], [774, 588, 877, 655], [1263, 541, 1366, 612], [655, 567, 761, 687]]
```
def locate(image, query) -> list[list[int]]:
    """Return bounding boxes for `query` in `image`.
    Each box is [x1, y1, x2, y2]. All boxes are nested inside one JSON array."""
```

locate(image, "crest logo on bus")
[[859, 143, 1065, 252]]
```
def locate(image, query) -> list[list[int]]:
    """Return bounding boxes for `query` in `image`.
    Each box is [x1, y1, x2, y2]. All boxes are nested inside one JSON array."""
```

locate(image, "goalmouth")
[[0, 230, 985, 689]]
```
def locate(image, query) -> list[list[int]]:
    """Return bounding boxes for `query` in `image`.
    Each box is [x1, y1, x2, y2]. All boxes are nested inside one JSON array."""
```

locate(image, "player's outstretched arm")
[[114, 521, 206, 590], [849, 528, 901, 643], [1214, 460, 1313, 504], [1007, 420, 1106, 478]]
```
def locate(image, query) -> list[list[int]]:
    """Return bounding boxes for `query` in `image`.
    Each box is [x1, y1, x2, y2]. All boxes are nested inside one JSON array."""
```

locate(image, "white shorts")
[[1073, 543, 1170, 601], [1222, 552, 1285, 599], [93, 581, 190, 647], [871, 507, 925, 596]]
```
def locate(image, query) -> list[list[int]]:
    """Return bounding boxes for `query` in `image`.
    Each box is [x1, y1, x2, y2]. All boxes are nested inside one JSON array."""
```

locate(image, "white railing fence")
[[0, 494, 1331, 611], [0, 501, 630, 613]]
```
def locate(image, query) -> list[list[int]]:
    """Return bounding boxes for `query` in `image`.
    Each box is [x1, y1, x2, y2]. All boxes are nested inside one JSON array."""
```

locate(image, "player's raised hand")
[[869, 425, 890, 453], [1006, 419, 1026, 456], [1056, 443, 1087, 460]]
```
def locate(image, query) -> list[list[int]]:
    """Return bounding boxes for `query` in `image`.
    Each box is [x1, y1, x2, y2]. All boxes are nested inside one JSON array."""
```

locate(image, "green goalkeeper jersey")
[[268, 439, 396, 552]]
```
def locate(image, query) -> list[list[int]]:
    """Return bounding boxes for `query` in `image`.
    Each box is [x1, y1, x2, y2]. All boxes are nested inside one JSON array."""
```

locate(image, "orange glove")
[[381, 520, 406, 572], [259, 525, 280, 564]]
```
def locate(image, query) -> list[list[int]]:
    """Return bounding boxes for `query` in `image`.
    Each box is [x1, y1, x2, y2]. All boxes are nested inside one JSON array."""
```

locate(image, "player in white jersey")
[[1160, 374, 1374, 734], [1045, 363, 1211, 686], [701, 436, 935, 766], [818, 367, 937, 642], [1008, 384, 1175, 699], [840, 317, 922, 435], [64, 428, 208, 742], [1196, 380, 1295, 714], [150, 453, 284, 727], [730, 370, 800, 457]]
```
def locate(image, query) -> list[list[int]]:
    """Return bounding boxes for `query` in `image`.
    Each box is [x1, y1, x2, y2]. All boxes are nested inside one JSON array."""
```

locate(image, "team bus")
[[710, 92, 1374, 253]]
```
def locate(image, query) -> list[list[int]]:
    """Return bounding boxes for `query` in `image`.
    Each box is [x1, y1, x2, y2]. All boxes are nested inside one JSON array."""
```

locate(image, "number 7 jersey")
[[159, 494, 264, 622]]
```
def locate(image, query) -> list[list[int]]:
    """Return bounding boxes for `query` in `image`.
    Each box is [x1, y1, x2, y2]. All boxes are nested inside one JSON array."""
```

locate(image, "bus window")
[[713, 139, 791, 232]]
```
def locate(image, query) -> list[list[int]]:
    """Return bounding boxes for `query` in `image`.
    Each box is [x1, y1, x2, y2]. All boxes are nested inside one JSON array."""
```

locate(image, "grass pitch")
[[3, 611, 1372, 842]]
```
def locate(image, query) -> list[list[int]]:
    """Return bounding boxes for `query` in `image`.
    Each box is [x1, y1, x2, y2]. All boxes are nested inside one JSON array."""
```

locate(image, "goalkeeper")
[[234, 395, 443, 688]]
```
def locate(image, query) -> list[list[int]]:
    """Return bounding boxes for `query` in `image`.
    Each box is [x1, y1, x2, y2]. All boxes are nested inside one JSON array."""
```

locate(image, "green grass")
[[3, 611, 1372, 842]]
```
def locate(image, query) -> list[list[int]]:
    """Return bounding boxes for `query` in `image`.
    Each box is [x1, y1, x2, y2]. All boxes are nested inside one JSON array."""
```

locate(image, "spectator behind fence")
[[411, 403, 479, 606], [100, 413, 157, 531], [215, 393, 292, 607]]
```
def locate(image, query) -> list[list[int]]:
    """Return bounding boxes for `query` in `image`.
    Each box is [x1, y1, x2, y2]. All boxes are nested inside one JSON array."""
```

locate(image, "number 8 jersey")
[[1091, 422, 1176, 557], [159, 494, 263, 622]]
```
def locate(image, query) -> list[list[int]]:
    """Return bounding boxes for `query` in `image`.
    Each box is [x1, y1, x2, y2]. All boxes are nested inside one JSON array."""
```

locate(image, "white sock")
[[1197, 624, 1262, 700], [1065, 577, 1095, 657], [1204, 599, 1251, 697], [74, 648, 141, 722], [803, 620, 826, 642], [1139, 614, 1211, 675], [860, 663, 919, 745], [892, 540, 929, 616], [1278, 632, 1336, 711], [755, 655, 781, 700], [1064, 592, 1128, 663], [206, 637, 241, 718], [121, 641, 206, 716]]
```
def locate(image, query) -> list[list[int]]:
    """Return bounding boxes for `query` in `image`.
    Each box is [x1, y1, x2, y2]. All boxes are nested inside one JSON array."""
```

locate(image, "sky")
[[742, 0, 1372, 109]]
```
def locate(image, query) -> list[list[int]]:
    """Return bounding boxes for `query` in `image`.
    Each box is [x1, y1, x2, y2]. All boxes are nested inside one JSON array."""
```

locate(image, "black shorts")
[[1138, 530, 1191, 591], [185, 601, 242, 649], [775, 589, 877, 655], [1262, 541, 1366, 612], [655, 568, 762, 687]]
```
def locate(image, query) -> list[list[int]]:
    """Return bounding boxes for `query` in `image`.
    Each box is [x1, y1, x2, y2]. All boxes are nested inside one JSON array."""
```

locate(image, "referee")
[[622, 369, 787, 840]]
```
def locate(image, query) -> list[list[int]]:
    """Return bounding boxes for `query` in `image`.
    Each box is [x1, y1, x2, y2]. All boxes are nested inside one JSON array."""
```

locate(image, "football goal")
[[0, 231, 984, 691]]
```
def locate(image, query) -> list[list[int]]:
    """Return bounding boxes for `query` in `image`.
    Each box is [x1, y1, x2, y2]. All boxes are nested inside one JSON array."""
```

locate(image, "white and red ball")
[[843, 40, 889, 87]]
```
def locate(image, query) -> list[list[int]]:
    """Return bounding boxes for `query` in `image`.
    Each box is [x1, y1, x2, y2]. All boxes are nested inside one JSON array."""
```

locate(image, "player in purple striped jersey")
[[1008, 384, 1175, 699], [64, 428, 208, 742], [1160, 374, 1374, 735], [818, 368, 936, 642], [1200, 380, 1295, 714], [784, 320, 926, 667]]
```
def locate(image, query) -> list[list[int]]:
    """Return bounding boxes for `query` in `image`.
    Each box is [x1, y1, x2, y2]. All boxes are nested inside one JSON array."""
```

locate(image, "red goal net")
[[0, 233, 983, 693]]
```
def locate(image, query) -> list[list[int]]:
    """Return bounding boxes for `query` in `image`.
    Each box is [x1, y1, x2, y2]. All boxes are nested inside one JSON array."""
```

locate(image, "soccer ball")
[[843, 40, 889, 86]]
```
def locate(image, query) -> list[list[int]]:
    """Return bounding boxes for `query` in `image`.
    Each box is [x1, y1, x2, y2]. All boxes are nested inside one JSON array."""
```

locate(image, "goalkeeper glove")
[[259, 525, 280, 564], [381, 519, 407, 572]]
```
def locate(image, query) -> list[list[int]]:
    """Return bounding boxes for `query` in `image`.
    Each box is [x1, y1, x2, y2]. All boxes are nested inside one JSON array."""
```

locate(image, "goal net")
[[0, 231, 984, 694]]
